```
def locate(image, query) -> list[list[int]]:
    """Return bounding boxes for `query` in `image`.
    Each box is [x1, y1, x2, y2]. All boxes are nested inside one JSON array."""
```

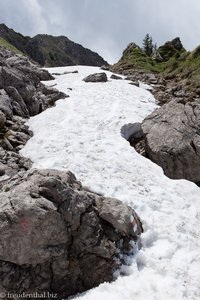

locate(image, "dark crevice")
[[120, 122, 147, 157]]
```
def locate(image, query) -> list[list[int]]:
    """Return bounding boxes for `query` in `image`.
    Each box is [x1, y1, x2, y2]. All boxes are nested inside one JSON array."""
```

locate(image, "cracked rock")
[[0, 169, 143, 299], [141, 99, 200, 183]]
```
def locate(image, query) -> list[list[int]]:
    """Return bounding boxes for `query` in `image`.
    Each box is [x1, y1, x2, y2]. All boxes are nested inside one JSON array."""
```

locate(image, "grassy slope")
[[113, 46, 164, 73], [115, 46, 165, 72], [0, 37, 24, 55], [162, 48, 200, 93], [114, 43, 200, 92]]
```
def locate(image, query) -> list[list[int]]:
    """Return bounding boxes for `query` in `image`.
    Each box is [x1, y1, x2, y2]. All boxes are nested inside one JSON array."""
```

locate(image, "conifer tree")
[[142, 34, 154, 56]]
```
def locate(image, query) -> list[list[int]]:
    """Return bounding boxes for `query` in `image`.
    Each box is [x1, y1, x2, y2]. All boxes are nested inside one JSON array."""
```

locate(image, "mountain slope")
[[111, 37, 200, 97], [25, 34, 108, 67], [0, 24, 108, 67], [0, 37, 24, 55], [0, 23, 29, 54]]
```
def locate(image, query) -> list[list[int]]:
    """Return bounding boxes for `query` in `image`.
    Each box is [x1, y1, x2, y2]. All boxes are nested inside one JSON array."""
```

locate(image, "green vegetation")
[[113, 35, 200, 93], [162, 48, 200, 93], [114, 42, 166, 73], [0, 37, 24, 55], [114, 35, 200, 81]]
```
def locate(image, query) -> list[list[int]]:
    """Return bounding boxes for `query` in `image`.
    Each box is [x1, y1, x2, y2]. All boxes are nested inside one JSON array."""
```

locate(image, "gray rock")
[[83, 72, 108, 83], [6, 129, 30, 147], [0, 114, 33, 183], [0, 162, 5, 176], [110, 74, 122, 80], [129, 81, 140, 87], [64, 70, 78, 74], [5, 86, 29, 117], [0, 48, 67, 180], [52, 70, 78, 76], [125, 75, 139, 82], [96, 197, 142, 237], [0, 169, 143, 298], [143, 73, 158, 84], [101, 65, 110, 71], [0, 89, 13, 119], [0, 111, 6, 129], [142, 99, 200, 183], [0, 48, 67, 118]]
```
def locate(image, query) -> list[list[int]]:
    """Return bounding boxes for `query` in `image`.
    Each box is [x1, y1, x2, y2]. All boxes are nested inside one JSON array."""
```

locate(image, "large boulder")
[[0, 169, 143, 299], [83, 72, 108, 83], [142, 99, 200, 184]]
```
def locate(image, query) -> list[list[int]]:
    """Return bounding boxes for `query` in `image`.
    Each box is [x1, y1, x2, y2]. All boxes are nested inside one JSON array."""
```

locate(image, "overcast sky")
[[0, 0, 200, 63]]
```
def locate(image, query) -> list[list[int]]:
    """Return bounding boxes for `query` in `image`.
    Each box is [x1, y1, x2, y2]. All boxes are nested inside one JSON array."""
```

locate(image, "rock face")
[[0, 169, 143, 299], [0, 47, 66, 118], [83, 72, 108, 83], [0, 24, 108, 67], [142, 99, 200, 184], [0, 47, 67, 183]]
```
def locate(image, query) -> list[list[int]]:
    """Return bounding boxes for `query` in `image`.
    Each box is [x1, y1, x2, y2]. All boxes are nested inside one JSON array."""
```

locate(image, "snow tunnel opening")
[[120, 122, 147, 157], [120, 122, 143, 143]]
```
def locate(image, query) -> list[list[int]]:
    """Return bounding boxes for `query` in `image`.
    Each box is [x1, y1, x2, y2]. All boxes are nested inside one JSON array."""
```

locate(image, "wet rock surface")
[[0, 169, 143, 299]]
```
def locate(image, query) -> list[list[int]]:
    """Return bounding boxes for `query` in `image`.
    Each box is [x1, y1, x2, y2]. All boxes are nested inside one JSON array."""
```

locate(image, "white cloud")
[[0, 0, 200, 63]]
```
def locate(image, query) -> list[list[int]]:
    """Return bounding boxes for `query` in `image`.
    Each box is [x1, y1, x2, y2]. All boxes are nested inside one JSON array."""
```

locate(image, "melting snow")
[[21, 66, 200, 300]]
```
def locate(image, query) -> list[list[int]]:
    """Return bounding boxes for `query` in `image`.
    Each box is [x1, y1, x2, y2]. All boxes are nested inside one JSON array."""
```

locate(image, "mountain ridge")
[[0, 24, 108, 67]]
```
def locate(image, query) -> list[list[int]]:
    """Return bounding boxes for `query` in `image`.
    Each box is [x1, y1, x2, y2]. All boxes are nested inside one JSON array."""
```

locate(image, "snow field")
[[21, 66, 200, 300]]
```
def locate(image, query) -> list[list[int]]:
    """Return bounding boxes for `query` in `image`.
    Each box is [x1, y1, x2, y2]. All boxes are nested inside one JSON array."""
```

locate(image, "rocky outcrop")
[[109, 37, 200, 105], [0, 47, 67, 182], [0, 116, 33, 187], [0, 24, 108, 67], [111, 43, 148, 74], [0, 169, 143, 299], [83, 72, 108, 83], [0, 47, 66, 118], [156, 37, 185, 62], [141, 99, 200, 184]]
